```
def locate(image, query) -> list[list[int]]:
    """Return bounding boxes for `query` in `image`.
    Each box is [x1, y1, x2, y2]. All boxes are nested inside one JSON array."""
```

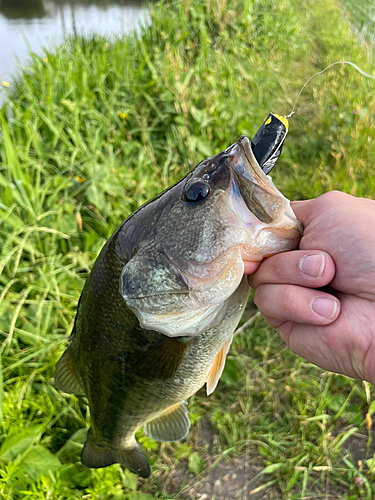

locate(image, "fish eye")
[[184, 180, 210, 203]]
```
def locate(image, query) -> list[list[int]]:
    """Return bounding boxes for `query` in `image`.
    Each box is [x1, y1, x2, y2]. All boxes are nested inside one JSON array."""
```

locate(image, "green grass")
[[341, 0, 375, 45], [1, 0, 375, 498]]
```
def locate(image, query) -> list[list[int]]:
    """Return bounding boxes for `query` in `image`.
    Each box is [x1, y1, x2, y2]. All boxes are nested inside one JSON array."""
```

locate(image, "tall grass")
[[0, 0, 375, 498], [342, 0, 375, 45]]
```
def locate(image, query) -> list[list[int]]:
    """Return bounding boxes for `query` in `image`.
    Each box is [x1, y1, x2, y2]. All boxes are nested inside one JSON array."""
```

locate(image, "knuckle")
[[267, 254, 285, 278], [287, 334, 300, 355], [247, 274, 257, 290], [252, 285, 262, 305], [253, 284, 267, 309], [254, 284, 294, 317], [320, 190, 351, 206]]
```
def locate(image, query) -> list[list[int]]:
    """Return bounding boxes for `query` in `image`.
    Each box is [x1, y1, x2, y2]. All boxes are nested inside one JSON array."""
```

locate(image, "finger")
[[291, 191, 354, 226], [243, 260, 261, 275], [276, 293, 374, 384], [290, 199, 317, 226], [248, 250, 335, 290], [253, 283, 340, 326]]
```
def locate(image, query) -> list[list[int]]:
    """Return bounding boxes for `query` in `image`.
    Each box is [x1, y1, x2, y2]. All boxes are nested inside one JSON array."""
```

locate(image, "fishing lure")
[[251, 112, 289, 175]]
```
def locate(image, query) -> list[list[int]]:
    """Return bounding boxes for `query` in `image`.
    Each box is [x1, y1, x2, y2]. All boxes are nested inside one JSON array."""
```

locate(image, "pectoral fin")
[[143, 402, 190, 442], [55, 347, 84, 395], [206, 337, 232, 395]]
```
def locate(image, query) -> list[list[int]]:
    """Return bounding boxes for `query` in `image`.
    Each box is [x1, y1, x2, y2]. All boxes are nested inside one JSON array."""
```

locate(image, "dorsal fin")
[[206, 337, 232, 395], [143, 402, 190, 442]]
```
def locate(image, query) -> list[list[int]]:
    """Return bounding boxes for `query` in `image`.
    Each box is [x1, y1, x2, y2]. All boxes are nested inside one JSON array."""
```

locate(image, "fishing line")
[[287, 60, 375, 119], [251, 61, 375, 174]]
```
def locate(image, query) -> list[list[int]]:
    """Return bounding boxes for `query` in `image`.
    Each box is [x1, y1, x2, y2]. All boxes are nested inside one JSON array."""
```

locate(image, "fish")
[[55, 127, 303, 478]]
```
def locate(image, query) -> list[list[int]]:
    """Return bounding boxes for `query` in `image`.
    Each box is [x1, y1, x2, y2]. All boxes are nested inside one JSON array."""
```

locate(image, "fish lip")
[[225, 135, 280, 190], [235, 135, 267, 180], [237, 135, 257, 163]]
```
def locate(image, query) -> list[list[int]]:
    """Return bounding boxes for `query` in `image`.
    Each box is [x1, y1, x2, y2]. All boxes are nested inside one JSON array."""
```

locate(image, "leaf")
[[14, 445, 61, 483], [366, 456, 375, 471], [86, 183, 106, 213], [368, 400, 375, 417], [125, 493, 155, 500], [196, 138, 212, 157], [174, 444, 191, 459], [0, 355, 3, 426], [187, 136, 213, 157], [190, 107, 211, 127], [285, 469, 300, 491], [326, 394, 346, 413], [0, 424, 44, 461], [188, 452, 205, 476], [59, 463, 92, 488], [122, 468, 137, 490], [137, 433, 158, 451], [260, 463, 284, 474], [56, 428, 87, 461], [61, 99, 78, 112], [0, 110, 23, 181]]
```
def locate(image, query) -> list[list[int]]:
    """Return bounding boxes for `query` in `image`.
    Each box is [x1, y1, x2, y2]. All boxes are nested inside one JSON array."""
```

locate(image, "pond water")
[[0, 0, 148, 84]]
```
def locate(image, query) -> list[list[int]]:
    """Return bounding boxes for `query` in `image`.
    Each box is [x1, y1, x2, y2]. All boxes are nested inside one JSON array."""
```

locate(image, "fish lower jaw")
[[239, 223, 302, 260], [131, 275, 250, 339], [132, 296, 230, 337]]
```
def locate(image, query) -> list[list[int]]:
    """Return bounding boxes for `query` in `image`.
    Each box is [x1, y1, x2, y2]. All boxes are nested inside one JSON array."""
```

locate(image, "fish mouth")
[[223, 135, 303, 260]]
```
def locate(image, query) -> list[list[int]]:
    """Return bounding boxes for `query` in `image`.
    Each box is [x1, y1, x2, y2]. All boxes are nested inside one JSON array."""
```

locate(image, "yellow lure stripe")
[[271, 113, 289, 130]]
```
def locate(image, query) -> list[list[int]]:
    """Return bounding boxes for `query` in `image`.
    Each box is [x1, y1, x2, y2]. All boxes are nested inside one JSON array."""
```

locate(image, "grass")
[[341, 0, 375, 45], [0, 0, 375, 498]]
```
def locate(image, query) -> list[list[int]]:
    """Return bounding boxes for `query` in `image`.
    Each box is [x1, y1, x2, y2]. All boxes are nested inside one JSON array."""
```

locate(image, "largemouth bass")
[[55, 131, 302, 478]]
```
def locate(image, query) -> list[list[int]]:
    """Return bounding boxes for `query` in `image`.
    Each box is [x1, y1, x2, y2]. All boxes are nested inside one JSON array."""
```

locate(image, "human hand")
[[247, 191, 375, 385]]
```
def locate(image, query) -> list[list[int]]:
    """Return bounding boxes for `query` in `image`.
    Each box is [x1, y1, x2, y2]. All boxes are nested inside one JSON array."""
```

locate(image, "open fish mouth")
[[220, 135, 303, 261]]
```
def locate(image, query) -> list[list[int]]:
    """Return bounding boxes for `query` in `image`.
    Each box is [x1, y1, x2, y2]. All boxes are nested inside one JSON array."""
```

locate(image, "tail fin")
[[81, 428, 151, 478]]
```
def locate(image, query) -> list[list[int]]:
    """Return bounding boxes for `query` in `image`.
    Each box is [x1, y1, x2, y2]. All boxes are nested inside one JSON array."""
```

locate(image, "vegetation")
[[0, 0, 375, 498], [341, 0, 375, 45]]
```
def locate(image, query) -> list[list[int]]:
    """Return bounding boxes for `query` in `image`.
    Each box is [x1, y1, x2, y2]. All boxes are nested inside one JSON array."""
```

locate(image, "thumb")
[[291, 198, 320, 227], [291, 191, 352, 227]]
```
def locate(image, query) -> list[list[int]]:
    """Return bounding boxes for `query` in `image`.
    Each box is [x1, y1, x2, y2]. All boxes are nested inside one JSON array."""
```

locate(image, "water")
[[0, 0, 149, 84]]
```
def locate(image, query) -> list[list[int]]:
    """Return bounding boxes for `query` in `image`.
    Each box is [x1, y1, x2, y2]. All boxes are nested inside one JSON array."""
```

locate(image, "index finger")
[[248, 249, 335, 290]]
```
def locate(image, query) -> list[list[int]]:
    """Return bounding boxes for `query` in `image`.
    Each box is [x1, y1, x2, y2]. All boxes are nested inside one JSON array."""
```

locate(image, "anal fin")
[[81, 428, 151, 478], [143, 402, 190, 442], [206, 337, 232, 395], [55, 347, 84, 395]]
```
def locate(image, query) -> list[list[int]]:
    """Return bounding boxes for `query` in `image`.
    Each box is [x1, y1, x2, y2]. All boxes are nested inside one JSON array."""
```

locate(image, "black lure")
[[251, 113, 289, 175]]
